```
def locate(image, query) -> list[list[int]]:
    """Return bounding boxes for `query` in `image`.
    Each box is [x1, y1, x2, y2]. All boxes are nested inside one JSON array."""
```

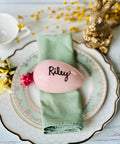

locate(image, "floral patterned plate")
[[11, 49, 107, 129]]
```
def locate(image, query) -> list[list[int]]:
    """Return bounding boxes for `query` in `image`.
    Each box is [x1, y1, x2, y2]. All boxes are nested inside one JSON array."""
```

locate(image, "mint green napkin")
[[37, 34, 83, 134]]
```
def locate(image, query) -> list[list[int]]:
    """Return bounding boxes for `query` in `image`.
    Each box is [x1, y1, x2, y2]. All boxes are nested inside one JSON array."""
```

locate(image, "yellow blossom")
[[60, 12, 64, 17], [56, 25, 59, 29], [67, 20, 70, 23], [31, 14, 35, 17], [70, 26, 75, 31], [89, 2, 92, 7], [32, 32, 35, 36], [82, 7, 86, 13], [17, 24, 25, 30], [64, 18, 68, 21], [78, 19, 82, 23], [62, 29, 66, 33], [41, 9, 44, 13], [67, 7, 71, 11], [58, 7, 61, 11], [47, 7, 51, 10], [75, 13, 79, 17], [84, 27, 86, 30], [45, 26, 49, 29], [84, 0, 87, 1], [70, 27, 79, 32], [64, 1, 67, 5], [49, 15, 52, 18], [71, 13, 74, 17], [81, 13, 85, 17], [0, 80, 6, 93], [51, 10, 56, 13], [64, 14, 69, 17], [71, 1, 74, 5], [37, 11, 40, 14], [71, 14, 75, 19], [17, 24, 21, 30], [16, 39, 20, 44], [0, 58, 16, 94], [75, 1, 79, 5], [18, 15, 23, 19], [36, 15, 39, 21], [21, 24, 25, 28], [70, 18, 75, 22], [36, 17, 39, 21], [75, 27, 79, 32], [72, 11, 76, 14], [75, 6, 80, 10], [85, 16, 89, 21], [78, 14, 84, 19], [56, 16, 60, 20]]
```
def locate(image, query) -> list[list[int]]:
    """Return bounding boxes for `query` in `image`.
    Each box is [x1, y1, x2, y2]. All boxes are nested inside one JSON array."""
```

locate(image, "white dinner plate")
[[1, 41, 118, 144], [2, 41, 119, 144]]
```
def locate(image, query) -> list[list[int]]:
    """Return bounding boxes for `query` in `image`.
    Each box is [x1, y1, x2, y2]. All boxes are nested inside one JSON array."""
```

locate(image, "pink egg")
[[33, 60, 84, 93]]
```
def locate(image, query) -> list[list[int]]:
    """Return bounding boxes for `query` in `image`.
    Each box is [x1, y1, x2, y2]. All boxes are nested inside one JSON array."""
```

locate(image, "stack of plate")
[[9, 41, 119, 144]]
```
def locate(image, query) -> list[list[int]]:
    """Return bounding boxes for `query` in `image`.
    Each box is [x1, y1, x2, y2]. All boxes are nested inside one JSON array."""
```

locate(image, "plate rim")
[[1, 40, 119, 144]]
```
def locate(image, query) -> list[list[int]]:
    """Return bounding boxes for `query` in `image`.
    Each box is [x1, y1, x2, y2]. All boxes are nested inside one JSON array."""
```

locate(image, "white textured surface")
[[0, 2, 120, 144], [0, 0, 94, 4]]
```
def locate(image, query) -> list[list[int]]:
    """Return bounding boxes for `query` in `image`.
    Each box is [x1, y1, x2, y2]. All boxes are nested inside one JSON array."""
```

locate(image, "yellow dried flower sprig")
[[106, 2, 120, 27], [26, 0, 120, 34], [46, 0, 91, 26], [36, 12, 40, 21], [30, 9, 44, 21], [0, 58, 16, 94]]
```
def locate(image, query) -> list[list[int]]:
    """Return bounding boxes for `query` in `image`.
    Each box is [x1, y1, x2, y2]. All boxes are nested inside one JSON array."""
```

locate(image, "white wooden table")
[[0, 2, 120, 144]]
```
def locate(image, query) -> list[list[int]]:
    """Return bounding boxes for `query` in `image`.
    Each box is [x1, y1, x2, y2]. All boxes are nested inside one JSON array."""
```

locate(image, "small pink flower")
[[19, 72, 34, 86]]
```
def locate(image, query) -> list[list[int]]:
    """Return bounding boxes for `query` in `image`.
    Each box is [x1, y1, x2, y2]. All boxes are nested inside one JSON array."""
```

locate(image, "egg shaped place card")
[[33, 60, 84, 93]]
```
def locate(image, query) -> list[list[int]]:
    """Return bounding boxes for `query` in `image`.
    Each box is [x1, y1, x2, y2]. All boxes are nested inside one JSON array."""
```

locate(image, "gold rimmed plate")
[[4, 41, 118, 144]]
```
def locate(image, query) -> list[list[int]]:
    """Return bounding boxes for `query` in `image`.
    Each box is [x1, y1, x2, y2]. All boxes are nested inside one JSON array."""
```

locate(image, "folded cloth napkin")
[[37, 34, 83, 134]]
